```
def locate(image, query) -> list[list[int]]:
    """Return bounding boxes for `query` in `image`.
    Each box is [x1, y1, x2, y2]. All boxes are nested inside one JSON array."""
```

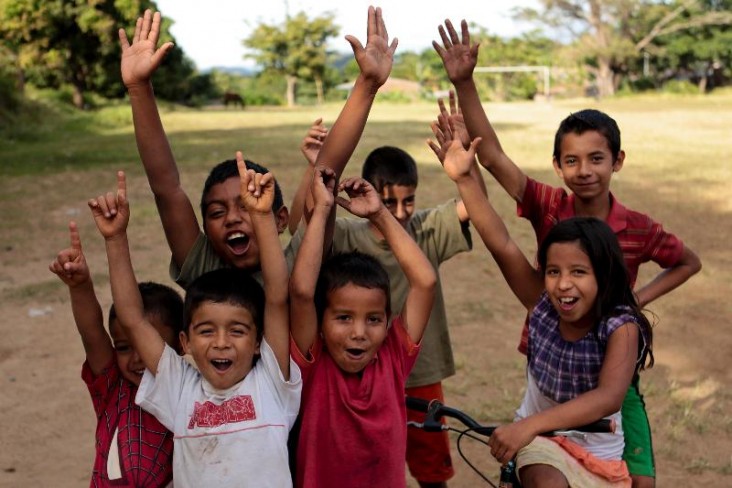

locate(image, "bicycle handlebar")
[[406, 396, 615, 437]]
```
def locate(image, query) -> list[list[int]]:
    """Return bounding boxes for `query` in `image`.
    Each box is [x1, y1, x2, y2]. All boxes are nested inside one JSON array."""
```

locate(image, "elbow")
[[289, 280, 313, 303]]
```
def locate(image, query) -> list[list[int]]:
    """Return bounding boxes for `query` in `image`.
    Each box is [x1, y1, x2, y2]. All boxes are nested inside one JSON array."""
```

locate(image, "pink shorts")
[[406, 383, 455, 483]]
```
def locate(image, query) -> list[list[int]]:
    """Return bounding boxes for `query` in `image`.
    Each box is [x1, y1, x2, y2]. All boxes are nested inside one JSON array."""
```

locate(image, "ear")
[[254, 340, 261, 356], [274, 205, 289, 234], [179, 330, 192, 355], [552, 156, 564, 179], [613, 150, 625, 173]]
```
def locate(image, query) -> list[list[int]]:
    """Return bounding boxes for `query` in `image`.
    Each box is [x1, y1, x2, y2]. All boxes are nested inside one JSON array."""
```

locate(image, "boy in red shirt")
[[433, 19, 701, 488], [289, 167, 436, 488]]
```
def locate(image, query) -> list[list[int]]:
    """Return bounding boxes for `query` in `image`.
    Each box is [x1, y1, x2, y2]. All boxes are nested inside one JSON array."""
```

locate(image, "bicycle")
[[406, 396, 615, 488]]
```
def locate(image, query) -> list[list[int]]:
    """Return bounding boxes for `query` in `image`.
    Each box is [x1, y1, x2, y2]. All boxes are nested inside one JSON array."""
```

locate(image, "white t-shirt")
[[515, 371, 624, 460], [136, 340, 302, 487]]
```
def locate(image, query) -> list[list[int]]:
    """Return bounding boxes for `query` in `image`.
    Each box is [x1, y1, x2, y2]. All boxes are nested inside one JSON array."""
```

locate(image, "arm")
[[305, 6, 397, 249], [336, 178, 436, 344], [488, 323, 639, 463], [288, 118, 328, 235], [119, 9, 200, 268], [236, 152, 292, 378], [433, 19, 527, 202], [49, 221, 112, 375], [635, 246, 701, 307], [438, 123, 543, 309], [289, 167, 336, 355], [88, 171, 165, 374], [428, 92, 487, 222]]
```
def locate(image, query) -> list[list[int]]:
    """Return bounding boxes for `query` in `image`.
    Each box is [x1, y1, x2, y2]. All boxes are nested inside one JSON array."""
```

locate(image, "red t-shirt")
[[82, 357, 174, 487], [292, 316, 420, 488], [516, 177, 685, 353]]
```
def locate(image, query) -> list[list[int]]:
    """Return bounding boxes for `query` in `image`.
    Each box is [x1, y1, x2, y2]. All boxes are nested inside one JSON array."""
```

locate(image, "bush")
[[661, 79, 699, 95]]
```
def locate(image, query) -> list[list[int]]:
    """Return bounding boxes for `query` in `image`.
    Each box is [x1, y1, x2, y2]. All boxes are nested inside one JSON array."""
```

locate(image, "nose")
[[557, 272, 573, 291], [225, 206, 243, 226], [395, 202, 407, 221], [129, 349, 143, 369], [578, 159, 592, 176], [350, 321, 367, 340], [213, 330, 231, 349]]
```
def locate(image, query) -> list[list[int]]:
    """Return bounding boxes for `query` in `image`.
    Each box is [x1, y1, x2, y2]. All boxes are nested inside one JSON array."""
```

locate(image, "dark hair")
[[183, 268, 265, 345], [553, 109, 621, 164], [361, 146, 418, 192], [315, 252, 391, 324], [537, 217, 653, 369], [108, 282, 185, 338], [200, 159, 284, 221]]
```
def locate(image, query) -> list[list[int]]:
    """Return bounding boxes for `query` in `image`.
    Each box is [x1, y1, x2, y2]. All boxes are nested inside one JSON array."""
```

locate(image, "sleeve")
[[601, 310, 647, 366], [82, 357, 119, 418], [517, 177, 564, 229], [168, 233, 226, 288], [289, 335, 321, 384], [418, 200, 472, 263], [390, 315, 421, 377], [134, 344, 190, 431], [642, 219, 685, 269], [258, 339, 302, 422]]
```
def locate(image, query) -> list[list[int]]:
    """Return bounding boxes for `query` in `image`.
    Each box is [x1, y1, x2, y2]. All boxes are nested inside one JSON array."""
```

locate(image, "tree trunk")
[[315, 75, 324, 105], [596, 57, 615, 98], [286, 75, 297, 107], [71, 83, 84, 109]]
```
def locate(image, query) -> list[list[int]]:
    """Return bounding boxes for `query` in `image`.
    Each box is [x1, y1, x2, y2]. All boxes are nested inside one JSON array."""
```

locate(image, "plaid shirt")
[[82, 357, 173, 488], [527, 293, 640, 403]]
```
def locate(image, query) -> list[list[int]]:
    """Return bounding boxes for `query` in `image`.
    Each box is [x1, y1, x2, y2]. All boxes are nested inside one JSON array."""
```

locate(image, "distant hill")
[[202, 66, 259, 76]]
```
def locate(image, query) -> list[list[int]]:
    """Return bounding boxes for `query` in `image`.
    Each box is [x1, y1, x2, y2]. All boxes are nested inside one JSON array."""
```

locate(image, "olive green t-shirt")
[[332, 199, 472, 388]]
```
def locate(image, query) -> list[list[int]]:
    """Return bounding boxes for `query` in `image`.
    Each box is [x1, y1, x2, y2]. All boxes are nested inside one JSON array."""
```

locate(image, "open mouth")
[[211, 359, 233, 372], [557, 297, 578, 310], [226, 232, 250, 256], [345, 348, 366, 359]]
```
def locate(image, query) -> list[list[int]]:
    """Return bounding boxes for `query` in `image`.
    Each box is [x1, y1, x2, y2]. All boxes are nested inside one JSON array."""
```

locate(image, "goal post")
[[473, 66, 551, 98]]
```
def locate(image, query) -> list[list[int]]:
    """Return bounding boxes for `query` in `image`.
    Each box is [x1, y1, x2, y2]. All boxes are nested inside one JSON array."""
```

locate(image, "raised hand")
[[441, 91, 470, 148], [89, 171, 130, 239], [236, 151, 274, 215], [432, 19, 479, 84], [49, 221, 90, 288], [301, 118, 329, 166], [430, 119, 482, 182], [336, 177, 382, 219], [119, 9, 174, 88], [310, 166, 336, 212], [345, 6, 398, 87]]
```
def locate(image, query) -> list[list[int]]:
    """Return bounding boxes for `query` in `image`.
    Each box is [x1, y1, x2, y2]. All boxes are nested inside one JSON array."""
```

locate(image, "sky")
[[154, 0, 539, 71]]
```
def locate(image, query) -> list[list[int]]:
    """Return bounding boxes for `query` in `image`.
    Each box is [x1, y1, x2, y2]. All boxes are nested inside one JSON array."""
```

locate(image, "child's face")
[[544, 240, 598, 332], [111, 315, 178, 387], [553, 130, 624, 202], [202, 176, 262, 271], [180, 301, 261, 390], [378, 184, 416, 229], [321, 283, 389, 374]]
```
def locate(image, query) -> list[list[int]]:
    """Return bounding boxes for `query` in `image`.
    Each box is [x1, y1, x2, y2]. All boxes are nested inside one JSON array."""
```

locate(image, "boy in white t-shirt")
[[89, 155, 301, 487]]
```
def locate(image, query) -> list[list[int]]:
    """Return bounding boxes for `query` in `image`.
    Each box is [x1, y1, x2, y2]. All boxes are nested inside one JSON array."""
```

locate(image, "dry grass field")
[[1, 92, 730, 486]]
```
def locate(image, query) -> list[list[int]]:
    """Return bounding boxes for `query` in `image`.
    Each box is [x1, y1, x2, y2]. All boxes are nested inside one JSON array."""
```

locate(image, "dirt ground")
[[1, 101, 731, 487]]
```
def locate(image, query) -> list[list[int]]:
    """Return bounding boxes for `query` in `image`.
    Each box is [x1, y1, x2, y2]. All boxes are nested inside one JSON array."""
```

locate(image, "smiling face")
[[544, 240, 599, 334], [553, 130, 624, 203], [111, 315, 178, 386], [202, 176, 261, 271], [321, 283, 389, 374], [378, 184, 416, 229], [180, 301, 261, 390]]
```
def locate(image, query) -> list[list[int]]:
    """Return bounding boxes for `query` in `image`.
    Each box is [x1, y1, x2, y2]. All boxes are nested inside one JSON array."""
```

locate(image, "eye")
[[592, 155, 604, 163], [197, 327, 214, 336], [230, 325, 250, 336], [207, 209, 225, 219], [564, 158, 576, 166], [367, 315, 384, 325], [571, 269, 588, 276], [115, 344, 131, 353], [545, 268, 559, 277], [334, 314, 351, 322]]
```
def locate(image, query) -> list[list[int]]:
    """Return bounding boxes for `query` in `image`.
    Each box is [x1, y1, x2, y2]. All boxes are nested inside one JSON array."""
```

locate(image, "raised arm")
[[290, 167, 336, 355], [88, 171, 165, 374], [236, 152, 291, 378], [488, 322, 639, 464], [288, 118, 328, 235], [304, 6, 397, 249], [336, 177, 436, 344], [49, 222, 111, 375], [119, 9, 200, 268], [428, 91, 487, 222], [436, 122, 543, 309], [433, 19, 527, 202], [635, 245, 702, 308]]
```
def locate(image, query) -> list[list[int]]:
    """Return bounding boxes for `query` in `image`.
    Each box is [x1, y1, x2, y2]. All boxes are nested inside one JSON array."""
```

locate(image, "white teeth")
[[559, 297, 576, 304], [227, 232, 246, 241]]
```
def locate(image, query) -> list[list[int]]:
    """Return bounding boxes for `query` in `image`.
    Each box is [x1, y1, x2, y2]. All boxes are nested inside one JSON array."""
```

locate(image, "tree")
[[0, 0, 193, 108], [243, 11, 339, 106], [517, 0, 732, 97]]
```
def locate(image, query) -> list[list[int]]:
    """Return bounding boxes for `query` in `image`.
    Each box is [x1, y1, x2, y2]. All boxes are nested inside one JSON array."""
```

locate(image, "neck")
[[573, 193, 612, 220]]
